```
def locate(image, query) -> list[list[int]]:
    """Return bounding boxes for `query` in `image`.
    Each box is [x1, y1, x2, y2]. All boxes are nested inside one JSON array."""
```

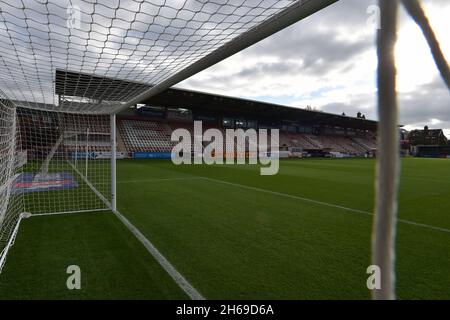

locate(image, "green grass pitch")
[[0, 158, 449, 299]]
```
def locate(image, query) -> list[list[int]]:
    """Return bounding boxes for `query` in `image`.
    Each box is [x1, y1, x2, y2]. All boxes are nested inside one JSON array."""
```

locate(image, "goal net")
[[16, 108, 112, 215], [0, 93, 23, 269], [1, 102, 113, 271], [0, 0, 335, 269]]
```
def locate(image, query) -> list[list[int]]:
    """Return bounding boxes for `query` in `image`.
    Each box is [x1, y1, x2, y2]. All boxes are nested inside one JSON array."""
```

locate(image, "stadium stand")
[[15, 87, 381, 158], [117, 117, 376, 156], [17, 108, 115, 156], [17, 109, 378, 158], [61, 114, 111, 153], [61, 114, 110, 134], [353, 136, 377, 151], [280, 132, 319, 150], [119, 118, 174, 153]]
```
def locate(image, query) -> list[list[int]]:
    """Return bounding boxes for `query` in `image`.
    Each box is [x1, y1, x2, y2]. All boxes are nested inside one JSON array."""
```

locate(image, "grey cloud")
[[399, 77, 450, 125], [320, 76, 450, 134], [181, 0, 377, 91], [320, 94, 377, 120], [237, 61, 303, 78], [243, 0, 375, 75]]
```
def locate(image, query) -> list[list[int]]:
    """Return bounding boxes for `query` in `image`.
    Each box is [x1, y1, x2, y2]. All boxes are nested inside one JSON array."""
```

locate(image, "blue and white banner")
[[71, 151, 126, 159], [12, 172, 78, 194], [133, 152, 172, 159]]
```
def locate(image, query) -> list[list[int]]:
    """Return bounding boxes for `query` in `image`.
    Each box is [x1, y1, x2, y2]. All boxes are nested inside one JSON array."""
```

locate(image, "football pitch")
[[0, 158, 449, 299]]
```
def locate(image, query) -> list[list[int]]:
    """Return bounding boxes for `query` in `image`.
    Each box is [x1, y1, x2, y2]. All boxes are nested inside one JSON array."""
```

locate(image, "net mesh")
[[0, 0, 298, 114], [0, 0, 302, 269], [16, 109, 111, 215], [0, 91, 23, 267], [1, 105, 112, 267]]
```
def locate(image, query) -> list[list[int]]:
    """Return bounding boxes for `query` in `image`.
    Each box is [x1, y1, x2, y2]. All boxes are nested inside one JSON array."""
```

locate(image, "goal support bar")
[[110, 114, 117, 212], [0, 213, 29, 273]]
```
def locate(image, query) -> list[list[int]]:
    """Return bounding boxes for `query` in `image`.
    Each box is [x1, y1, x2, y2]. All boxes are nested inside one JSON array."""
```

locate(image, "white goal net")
[[0, 102, 113, 271], [0, 92, 23, 269], [0, 0, 335, 270], [0, 0, 303, 114], [16, 108, 112, 215]]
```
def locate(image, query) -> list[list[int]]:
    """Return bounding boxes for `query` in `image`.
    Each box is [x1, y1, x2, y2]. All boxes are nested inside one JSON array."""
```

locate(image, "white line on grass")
[[117, 176, 203, 184], [396, 219, 450, 234], [32, 208, 109, 217], [67, 161, 204, 299], [199, 177, 450, 234], [112, 209, 205, 300], [67, 160, 111, 208]]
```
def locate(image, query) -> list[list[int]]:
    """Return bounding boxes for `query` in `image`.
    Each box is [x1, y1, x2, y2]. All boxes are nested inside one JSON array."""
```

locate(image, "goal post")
[[110, 114, 117, 213]]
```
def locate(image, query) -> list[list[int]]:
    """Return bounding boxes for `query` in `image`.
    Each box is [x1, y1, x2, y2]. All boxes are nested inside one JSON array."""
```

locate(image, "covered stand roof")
[[53, 70, 377, 130], [145, 87, 378, 131], [51, 69, 377, 129], [55, 70, 151, 101]]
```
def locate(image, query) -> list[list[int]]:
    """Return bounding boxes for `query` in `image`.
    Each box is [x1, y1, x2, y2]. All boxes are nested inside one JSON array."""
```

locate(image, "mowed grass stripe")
[[199, 176, 450, 234], [113, 209, 205, 300], [153, 158, 450, 230], [0, 212, 188, 299], [3, 158, 448, 299], [116, 158, 450, 299], [118, 159, 450, 233], [117, 176, 202, 184], [117, 173, 450, 234], [118, 176, 374, 299]]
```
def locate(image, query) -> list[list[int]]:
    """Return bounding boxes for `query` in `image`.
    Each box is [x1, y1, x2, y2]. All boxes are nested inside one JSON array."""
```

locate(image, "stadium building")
[[121, 87, 378, 158], [15, 70, 379, 162], [408, 126, 448, 146], [409, 126, 450, 158], [16, 86, 378, 161]]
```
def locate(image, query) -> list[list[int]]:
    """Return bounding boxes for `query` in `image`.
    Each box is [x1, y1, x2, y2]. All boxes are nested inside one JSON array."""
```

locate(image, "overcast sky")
[[178, 0, 450, 137]]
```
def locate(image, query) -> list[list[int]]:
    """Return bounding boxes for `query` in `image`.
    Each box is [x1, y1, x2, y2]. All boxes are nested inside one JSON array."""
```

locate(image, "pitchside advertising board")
[[71, 152, 126, 159], [133, 152, 172, 159], [133, 151, 291, 160]]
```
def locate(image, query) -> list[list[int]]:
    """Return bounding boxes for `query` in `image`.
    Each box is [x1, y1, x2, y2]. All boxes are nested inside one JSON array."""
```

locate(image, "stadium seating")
[[119, 119, 174, 152], [353, 136, 377, 151], [119, 118, 377, 156], [61, 114, 110, 134], [61, 114, 111, 152], [19, 112, 376, 156], [280, 132, 319, 150], [279, 132, 371, 155]]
